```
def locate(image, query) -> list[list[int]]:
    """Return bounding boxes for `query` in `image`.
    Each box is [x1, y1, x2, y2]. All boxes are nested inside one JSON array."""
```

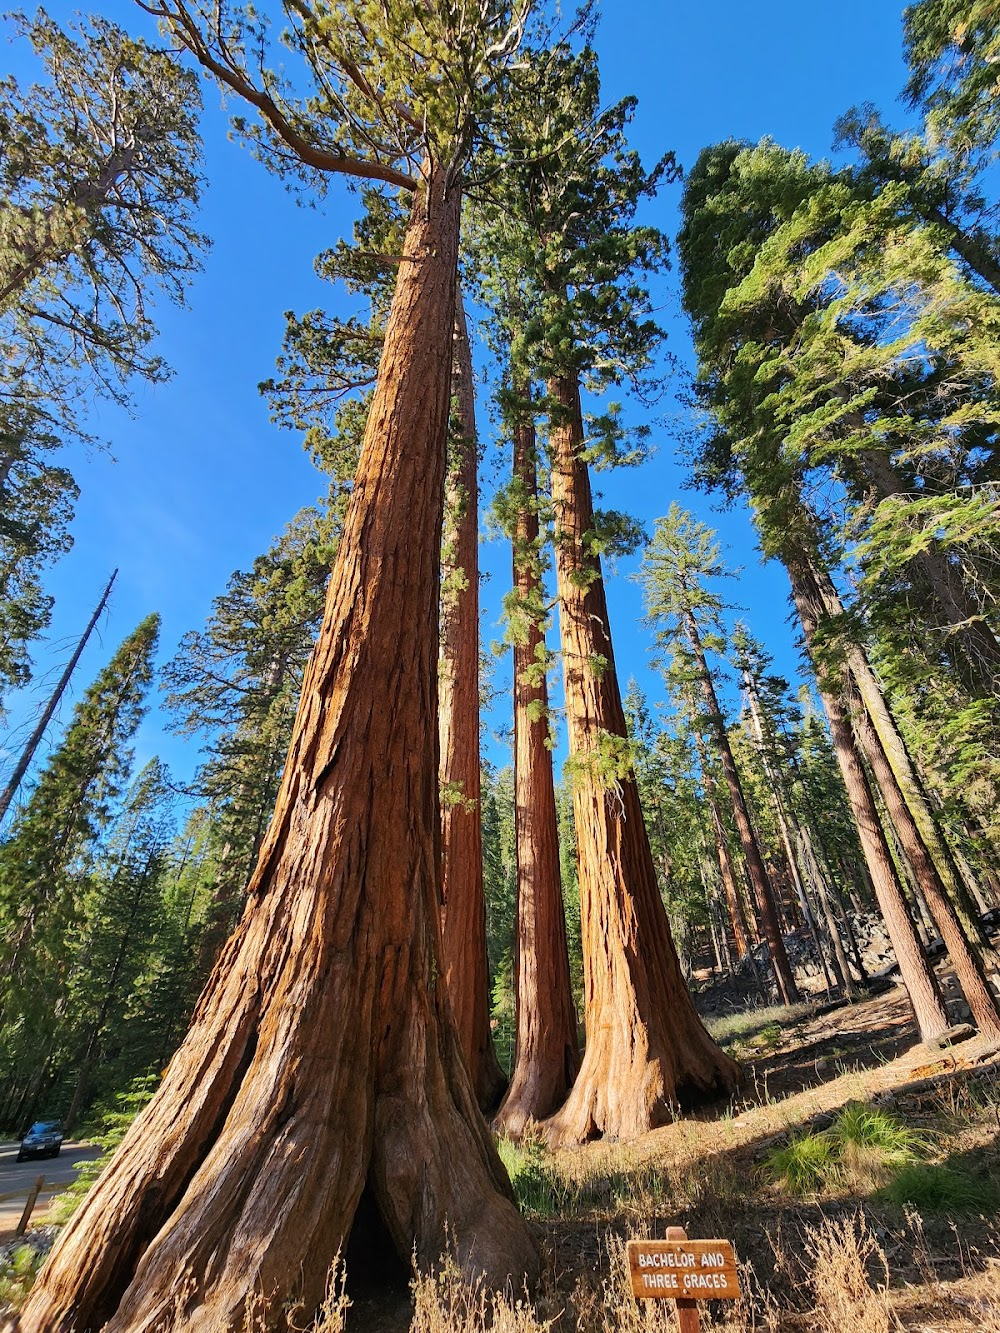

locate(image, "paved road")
[[0, 1141, 102, 1234]]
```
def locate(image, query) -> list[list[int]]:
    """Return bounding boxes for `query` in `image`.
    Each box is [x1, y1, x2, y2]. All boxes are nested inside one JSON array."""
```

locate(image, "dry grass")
[[402, 1212, 912, 1333], [410, 1254, 552, 1333], [803, 1214, 895, 1333]]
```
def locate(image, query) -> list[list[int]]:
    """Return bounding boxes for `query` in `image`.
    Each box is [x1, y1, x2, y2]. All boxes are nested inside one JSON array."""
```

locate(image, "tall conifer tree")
[[0, 614, 160, 1122], [22, 7, 540, 1327]]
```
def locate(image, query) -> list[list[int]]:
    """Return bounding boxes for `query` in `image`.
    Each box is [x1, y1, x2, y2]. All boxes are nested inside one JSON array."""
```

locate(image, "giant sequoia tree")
[[494, 373, 580, 1136], [473, 42, 740, 1145], [20, 6, 539, 1331], [438, 296, 507, 1110]]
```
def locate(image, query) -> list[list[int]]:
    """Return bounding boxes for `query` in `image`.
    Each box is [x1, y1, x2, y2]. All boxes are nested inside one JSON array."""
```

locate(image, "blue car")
[[17, 1119, 63, 1161]]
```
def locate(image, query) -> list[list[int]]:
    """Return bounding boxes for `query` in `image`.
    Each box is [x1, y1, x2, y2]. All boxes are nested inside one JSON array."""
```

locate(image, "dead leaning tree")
[[18, 5, 540, 1331]]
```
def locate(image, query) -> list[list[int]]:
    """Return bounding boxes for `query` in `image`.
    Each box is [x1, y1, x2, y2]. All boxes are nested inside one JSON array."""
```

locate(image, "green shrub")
[[768, 1130, 838, 1194], [0, 1244, 46, 1311], [831, 1103, 925, 1184], [768, 1104, 929, 1197]]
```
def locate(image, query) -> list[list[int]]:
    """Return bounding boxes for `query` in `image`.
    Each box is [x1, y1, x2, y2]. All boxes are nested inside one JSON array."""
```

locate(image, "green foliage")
[[0, 1243, 45, 1311], [495, 1136, 565, 1217], [163, 509, 336, 916], [468, 36, 671, 419], [563, 729, 636, 795], [769, 1129, 838, 1194], [151, 0, 534, 194], [0, 10, 203, 706], [0, 615, 161, 1124], [679, 131, 1000, 831], [623, 679, 713, 958], [832, 1104, 927, 1170], [51, 1074, 158, 1223], [0, 405, 76, 709], [904, 0, 1000, 158], [879, 1162, 1000, 1212], [769, 1104, 927, 1197], [482, 763, 517, 1068], [0, 10, 206, 429]]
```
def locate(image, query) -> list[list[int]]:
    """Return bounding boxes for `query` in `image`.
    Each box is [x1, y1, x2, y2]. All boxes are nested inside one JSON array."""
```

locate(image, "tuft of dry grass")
[[803, 1214, 896, 1333], [410, 1253, 552, 1333]]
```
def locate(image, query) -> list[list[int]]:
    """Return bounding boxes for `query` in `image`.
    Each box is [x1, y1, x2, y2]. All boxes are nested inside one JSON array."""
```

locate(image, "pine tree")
[[640, 505, 800, 1004], [0, 11, 206, 431], [60, 760, 176, 1132], [163, 507, 337, 925], [734, 629, 858, 996], [0, 404, 76, 711], [0, 614, 160, 1126], [678, 142, 1000, 1040], [904, 0, 1000, 157]]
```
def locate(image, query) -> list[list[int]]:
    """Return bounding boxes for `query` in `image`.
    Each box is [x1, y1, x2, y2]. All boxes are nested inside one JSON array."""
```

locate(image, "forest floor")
[[352, 970, 1000, 1332], [2, 974, 997, 1330]]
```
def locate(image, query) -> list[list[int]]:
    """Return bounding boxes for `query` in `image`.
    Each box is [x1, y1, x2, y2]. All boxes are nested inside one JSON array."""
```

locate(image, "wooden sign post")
[[627, 1226, 739, 1332]]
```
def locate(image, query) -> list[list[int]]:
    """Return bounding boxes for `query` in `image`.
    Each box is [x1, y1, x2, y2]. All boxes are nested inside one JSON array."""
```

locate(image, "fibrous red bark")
[[17, 167, 538, 1333], [542, 376, 741, 1146], [438, 293, 507, 1112], [497, 391, 580, 1138]]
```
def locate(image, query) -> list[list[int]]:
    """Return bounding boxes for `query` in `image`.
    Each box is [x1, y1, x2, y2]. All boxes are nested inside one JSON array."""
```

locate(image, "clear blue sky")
[[0, 0, 912, 808]]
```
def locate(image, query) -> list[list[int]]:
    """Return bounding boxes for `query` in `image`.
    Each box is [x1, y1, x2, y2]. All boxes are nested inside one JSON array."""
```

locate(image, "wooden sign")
[[628, 1228, 739, 1332]]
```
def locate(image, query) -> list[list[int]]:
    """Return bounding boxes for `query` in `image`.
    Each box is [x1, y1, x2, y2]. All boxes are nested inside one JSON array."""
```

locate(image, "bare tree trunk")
[[693, 731, 750, 961], [0, 571, 116, 825], [438, 292, 507, 1112], [542, 376, 741, 1146], [497, 387, 580, 1138], [845, 676, 1000, 1039], [18, 166, 538, 1333], [742, 671, 839, 992], [712, 802, 751, 960], [688, 617, 800, 1004], [798, 825, 858, 995], [815, 565, 995, 955], [788, 558, 950, 1040]]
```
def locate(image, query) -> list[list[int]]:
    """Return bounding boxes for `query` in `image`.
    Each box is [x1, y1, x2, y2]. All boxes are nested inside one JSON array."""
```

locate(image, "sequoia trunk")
[[438, 293, 507, 1111], [497, 391, 580, 1137], [543, 376, 741, 1145], [18, 167, 538, 1333]]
